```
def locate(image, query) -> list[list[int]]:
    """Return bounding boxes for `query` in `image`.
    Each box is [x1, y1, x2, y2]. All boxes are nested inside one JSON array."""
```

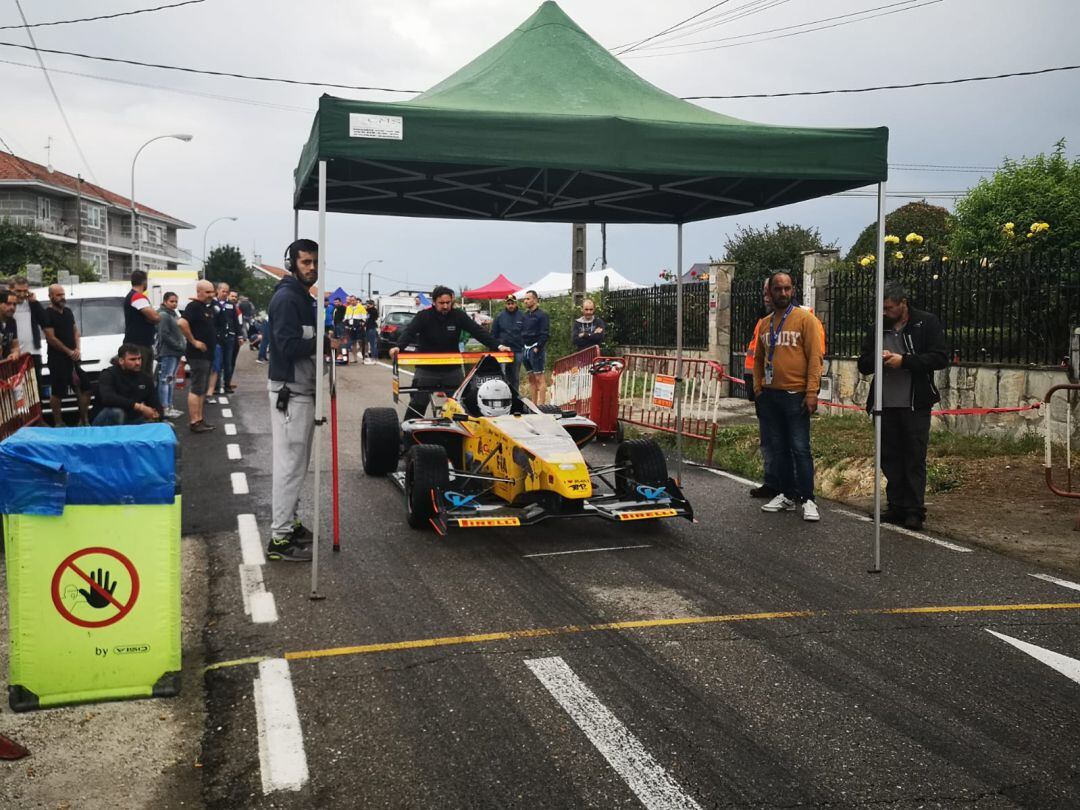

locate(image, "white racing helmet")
[[477, 378, 514, 417]]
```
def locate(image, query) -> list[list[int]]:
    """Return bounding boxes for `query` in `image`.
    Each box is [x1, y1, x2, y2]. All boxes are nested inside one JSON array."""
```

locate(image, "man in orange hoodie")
[[753, 272, 824, 522]]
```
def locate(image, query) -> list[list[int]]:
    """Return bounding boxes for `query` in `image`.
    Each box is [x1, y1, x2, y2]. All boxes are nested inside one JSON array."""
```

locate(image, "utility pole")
[[571, 223, 586, 306], [601, 223, 607, 268], [75, 174, 83, 267]]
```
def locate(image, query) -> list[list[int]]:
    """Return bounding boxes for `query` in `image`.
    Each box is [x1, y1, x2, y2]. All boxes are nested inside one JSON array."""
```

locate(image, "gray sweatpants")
[[269, 390, 316, 540]]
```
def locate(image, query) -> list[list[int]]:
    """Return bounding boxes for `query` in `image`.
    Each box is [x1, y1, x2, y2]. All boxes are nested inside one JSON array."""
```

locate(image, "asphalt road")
[[186, 350, 1080, 809]]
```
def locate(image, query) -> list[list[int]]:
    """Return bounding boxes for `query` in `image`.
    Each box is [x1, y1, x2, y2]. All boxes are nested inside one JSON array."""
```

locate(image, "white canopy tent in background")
[[523, 267, 642, 296]]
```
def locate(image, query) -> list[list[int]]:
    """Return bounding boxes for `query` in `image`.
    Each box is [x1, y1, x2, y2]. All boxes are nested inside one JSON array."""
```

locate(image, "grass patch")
[[926, 461, 963, 493], [928, 429, 1041, 459]]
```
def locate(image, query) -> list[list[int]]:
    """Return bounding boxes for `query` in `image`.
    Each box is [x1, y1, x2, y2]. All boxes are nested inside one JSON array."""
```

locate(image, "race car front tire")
[[405, 444, 450, 529], [538, 404, 563, 415], [614, 438, 668, 498], [362, 407, 401, 476]]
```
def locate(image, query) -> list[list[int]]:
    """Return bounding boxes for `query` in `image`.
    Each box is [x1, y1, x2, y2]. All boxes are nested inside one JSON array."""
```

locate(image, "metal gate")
[[729, 269, 803, 375]]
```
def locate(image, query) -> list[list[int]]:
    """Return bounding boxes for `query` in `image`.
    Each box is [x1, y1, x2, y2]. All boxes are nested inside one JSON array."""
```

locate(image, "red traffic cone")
[[0, 733, 29, 760]]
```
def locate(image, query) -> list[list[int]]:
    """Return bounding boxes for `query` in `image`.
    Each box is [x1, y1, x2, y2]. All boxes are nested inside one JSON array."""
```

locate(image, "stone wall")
[[827, 358, 1079, 443]]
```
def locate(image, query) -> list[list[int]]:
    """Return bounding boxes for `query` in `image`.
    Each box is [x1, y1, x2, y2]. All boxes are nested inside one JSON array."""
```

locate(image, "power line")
[[614, 1, 733, 55], [12, 0, 99, 185], [619, 0, 795, 53], [0, 0, 206, 31], [628, 0, 943, 58], [681, 64, 1080, 98], [0, 39, 423, 93], [628, 0, 922, 53]]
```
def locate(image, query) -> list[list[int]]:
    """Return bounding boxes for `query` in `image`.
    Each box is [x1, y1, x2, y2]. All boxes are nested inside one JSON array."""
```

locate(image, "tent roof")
[[524, 267, 641, 295], [293, 2, 887, 225], [462, 272, 524, 299]]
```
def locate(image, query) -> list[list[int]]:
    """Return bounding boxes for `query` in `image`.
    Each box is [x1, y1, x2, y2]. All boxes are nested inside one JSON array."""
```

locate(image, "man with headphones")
[[264, 239, 337, 562]]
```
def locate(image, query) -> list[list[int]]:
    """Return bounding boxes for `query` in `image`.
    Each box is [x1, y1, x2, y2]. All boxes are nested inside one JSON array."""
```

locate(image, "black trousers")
[[881, 407, 932, 519], [406, 366, 464, 420]]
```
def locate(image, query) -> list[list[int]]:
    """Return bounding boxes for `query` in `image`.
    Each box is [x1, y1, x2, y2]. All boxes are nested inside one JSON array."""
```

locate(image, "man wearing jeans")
[[753, 272, 824, 522]]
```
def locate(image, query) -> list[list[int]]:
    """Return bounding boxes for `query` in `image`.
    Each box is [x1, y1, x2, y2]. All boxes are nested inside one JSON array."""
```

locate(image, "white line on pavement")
[[1029, 573, 1080, 593], [524, 544, 652, 558], [238, 564, 278, 623], [238, 514, 266, 566], [254, 659, 309, 794], [689, 463, 759, 488], [227, 443, 242, 460], [222, 408, 233, 418], [831, 507, 971, 552], [218, 396, 229, 405], [526, 656, 701, 810], [224, 423, 237, 436], [986, 630, 1080, 686], [231, 472, 249, 495]]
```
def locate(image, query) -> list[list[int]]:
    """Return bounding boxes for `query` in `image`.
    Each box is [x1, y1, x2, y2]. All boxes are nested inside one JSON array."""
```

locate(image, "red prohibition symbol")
[[50, 547, 141, 629]]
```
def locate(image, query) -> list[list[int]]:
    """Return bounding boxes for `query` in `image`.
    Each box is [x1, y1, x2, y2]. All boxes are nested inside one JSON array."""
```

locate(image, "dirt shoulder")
[[0, 536, 207, 809]]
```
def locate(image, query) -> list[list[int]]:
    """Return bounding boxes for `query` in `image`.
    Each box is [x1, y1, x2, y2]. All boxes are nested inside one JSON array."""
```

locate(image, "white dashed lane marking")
[[526, 656, 701, 810], [239, 564, 278, 624], [227, 443, 242, 460], [231, 472, 249, 495], [218, 396, 229, 404], [224, 423, 237, 436], [238, 514, 266, 566], [222, 408, 233, 418], [1029, 573, 1080, 593], [254, 659, 309, 793], [524, 544, 652, 558]]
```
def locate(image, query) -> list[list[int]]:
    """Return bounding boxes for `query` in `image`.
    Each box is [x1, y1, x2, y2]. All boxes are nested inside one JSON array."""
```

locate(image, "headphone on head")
[[283, 242, 296, 272], [283, 239, 317, 273]]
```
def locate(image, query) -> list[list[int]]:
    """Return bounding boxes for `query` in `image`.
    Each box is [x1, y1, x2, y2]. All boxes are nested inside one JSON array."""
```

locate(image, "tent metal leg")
[[293, 209, 299, 242], [675, 223, 684, 484], [871, 180, 886, 574], [311, 159, 328, 599]]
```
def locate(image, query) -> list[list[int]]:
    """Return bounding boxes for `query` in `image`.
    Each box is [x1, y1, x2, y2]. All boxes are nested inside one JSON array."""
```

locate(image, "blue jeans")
[[93, 407, 149, 427], [258, 323, 270, 361], [213, 340, 235, 391], [366, 327, 378, 358], [754, 400, 782, 493], [757, 388, 815, 503], [157, 354, 180, 410]]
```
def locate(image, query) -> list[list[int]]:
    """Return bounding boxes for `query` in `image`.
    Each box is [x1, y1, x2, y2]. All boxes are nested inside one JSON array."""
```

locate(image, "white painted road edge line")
[[227, 443, 242, 460], [217, 396, 229, 404], [238, 514, 266, 566], [224, 423, 237, 436], [524, 544, 652, 558], [831, 507, 971, 552], [526, 656, 701, 810], [1029, 573, 1080, 593], [688, 463, 759, 488], [239, 564, 279, 624], [221, 408, 233, 418], [231, 472, 249, 495], [986, 630, 1080, 685], [254, 659, 309, 794], [375, 360, 414, 377]]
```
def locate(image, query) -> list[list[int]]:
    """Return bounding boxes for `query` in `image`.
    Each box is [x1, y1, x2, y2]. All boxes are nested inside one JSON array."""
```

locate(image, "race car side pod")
[[330, 350, 341, 552]]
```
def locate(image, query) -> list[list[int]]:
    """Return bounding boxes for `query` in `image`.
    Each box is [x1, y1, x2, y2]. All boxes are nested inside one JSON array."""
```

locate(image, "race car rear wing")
[[393, 351, 516, 403]]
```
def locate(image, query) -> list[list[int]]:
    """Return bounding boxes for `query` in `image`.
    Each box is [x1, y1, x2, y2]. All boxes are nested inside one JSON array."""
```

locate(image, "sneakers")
[[266, 537, 312, 562], [749, 485, 778, 499], [802, 500, 820, 522], [226, 384, 237, 393], [164, 408, 184, 419], [189, 420, 215, 433], [761, 494, 797, 512], [205, 396, 218, 404], [290, 522, 313, 546], [255, 359, 267, 365]]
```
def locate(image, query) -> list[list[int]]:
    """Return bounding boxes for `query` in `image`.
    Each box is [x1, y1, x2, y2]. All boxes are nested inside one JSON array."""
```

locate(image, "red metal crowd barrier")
[[549, 345, 600, 415], [0, 355, 42, 441]]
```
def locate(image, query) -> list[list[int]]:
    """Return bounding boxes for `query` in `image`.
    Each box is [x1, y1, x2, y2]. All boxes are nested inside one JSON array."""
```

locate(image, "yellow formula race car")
[[360, 353, 693, 533]]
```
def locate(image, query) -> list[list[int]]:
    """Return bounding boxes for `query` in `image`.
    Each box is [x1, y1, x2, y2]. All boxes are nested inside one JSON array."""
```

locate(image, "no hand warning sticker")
[[50, 547, 141, 629]]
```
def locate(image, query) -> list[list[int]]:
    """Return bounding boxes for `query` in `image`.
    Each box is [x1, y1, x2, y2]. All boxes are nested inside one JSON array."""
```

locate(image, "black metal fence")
[[826, 251, 1080, 366], [729, 269, 803, 372], [607, 281, 709, 349]]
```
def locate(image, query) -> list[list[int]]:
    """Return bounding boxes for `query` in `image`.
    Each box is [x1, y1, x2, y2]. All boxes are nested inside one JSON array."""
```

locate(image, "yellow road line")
[[203, 602, 1080, 672]]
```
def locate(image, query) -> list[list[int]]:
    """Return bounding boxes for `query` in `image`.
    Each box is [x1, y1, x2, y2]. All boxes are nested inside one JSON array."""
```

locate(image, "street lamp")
[[130, 133, 193, 275], [360, 258, 383, 298], [202, 216, 239, 278]]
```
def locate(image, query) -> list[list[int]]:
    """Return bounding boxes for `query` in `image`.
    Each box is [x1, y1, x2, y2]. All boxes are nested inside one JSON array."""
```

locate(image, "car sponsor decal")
[[617, 509, 678, 521], [636, 484, 668, 501], [456, 517, 522, 528]]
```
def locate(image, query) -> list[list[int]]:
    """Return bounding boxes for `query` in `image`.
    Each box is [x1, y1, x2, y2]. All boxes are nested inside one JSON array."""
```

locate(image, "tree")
[[846, 200, 953, 264], [718, 223, 832, 278], [0, 219, 98, 281], [950, 139, 1080, 256], [243, 274, 277, 312], [203, 245, 249, 291]]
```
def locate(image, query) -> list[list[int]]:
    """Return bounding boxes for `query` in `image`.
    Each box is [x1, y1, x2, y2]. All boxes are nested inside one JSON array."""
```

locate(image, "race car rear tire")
[[362, 407, 401, 476], [538, 404, 563, 415], [614, 438, 668, 498], [405, 444, 450, 530]]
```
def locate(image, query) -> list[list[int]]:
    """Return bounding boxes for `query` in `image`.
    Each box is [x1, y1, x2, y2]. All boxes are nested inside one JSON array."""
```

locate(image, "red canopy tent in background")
[[462, 273, 524, 300]]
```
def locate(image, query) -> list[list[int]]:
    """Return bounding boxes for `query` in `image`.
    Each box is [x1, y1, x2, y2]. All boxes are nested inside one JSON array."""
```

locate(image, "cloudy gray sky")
[[2, 0, 1077, 295]]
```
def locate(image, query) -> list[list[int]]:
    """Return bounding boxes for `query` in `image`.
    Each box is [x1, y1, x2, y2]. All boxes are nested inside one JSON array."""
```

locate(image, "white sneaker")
[[164, 408, 184, 419], [802, 501, 820, 522], [761, 494, 796, 512]]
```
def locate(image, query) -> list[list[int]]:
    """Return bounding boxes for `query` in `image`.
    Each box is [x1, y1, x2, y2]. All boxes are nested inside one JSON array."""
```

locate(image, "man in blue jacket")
[[491, 294, 524, 392], [521, 289, 550, 405], [265, 239, 337, 562]]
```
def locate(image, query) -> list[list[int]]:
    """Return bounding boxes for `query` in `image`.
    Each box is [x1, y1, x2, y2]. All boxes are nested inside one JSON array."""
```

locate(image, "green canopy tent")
[[295, 1, 892, 584]]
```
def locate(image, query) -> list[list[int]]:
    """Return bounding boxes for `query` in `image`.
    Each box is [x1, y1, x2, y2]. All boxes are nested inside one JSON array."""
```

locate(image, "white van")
[[31, 281, 130, 410]]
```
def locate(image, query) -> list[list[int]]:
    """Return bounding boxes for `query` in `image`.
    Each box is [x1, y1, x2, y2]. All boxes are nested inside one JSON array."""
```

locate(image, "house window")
[[87, 253, 105, 277], [81, 204, 102, 229], [37, 196, 52, 221], [140, 222, 164, 246]]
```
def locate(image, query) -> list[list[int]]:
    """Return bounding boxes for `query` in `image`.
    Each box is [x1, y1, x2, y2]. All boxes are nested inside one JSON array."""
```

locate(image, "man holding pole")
[[753, 272, 824, 522]]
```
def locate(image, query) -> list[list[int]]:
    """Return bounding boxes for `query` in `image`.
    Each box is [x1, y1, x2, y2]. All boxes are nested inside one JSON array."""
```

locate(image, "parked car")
[[378, 310, 415, 356]]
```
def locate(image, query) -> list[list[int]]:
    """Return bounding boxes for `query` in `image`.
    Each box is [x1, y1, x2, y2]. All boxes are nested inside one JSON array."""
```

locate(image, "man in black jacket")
[[857, 282, 948, 530], [390, 285, 511, 420], [93, 343, 162, 425]]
